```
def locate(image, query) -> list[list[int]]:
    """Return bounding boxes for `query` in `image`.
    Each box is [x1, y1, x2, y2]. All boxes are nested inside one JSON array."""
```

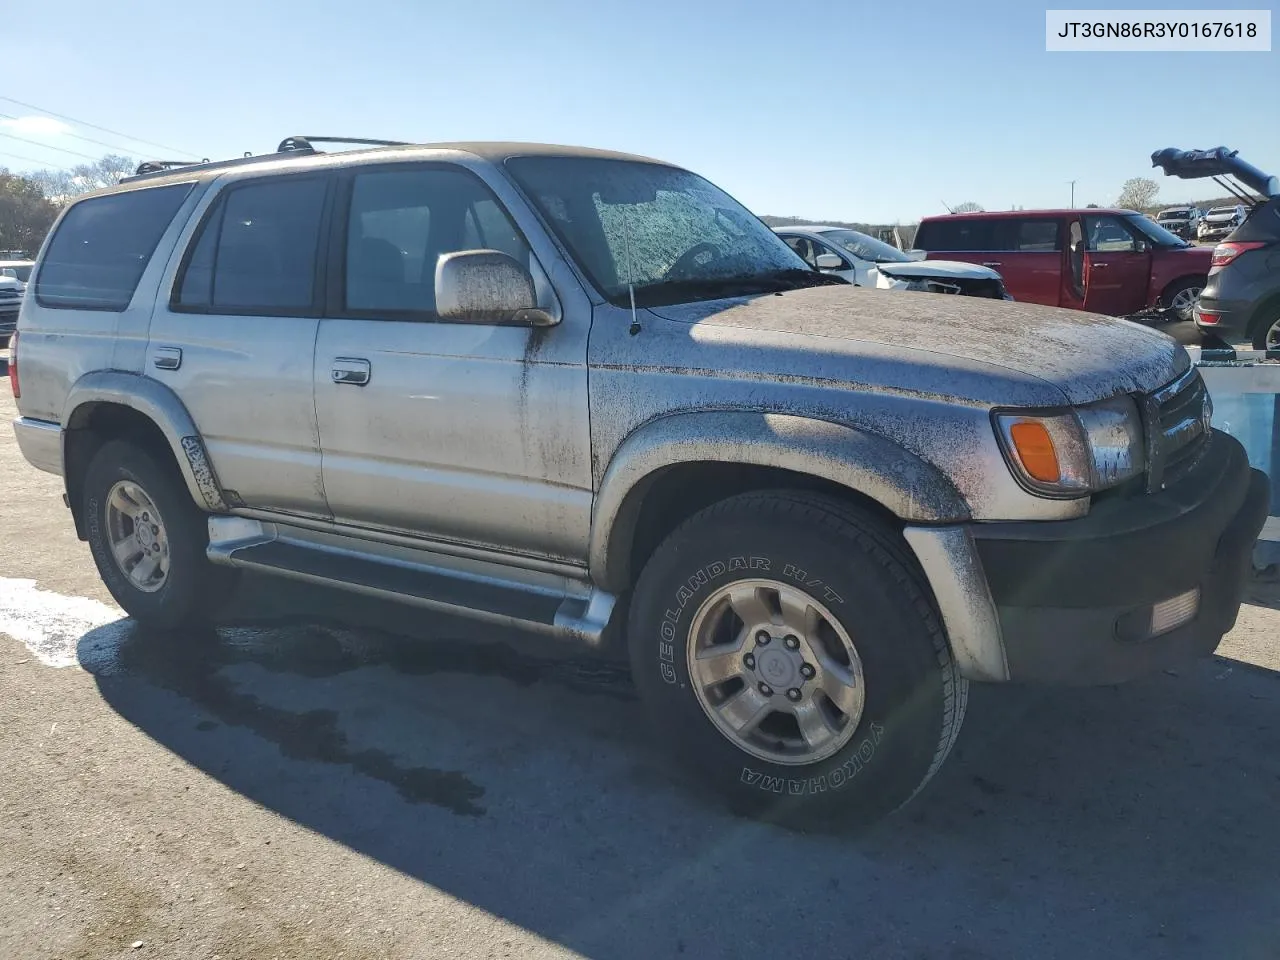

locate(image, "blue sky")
[[2, 0, 1276, 222]]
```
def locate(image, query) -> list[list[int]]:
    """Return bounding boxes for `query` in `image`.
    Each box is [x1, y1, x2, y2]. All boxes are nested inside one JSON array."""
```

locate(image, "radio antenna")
[[622, 210, 641, 336]]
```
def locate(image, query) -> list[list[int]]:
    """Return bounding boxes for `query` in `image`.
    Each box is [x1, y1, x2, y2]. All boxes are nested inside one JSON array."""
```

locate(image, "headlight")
[[995, 394, 1145, 497]]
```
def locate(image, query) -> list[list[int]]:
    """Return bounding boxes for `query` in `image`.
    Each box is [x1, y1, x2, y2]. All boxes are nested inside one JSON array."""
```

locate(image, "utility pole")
[[1068, 180, 1077, 208]]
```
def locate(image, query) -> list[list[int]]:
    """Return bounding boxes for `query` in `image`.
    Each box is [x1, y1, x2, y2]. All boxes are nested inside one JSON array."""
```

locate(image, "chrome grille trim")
[[1143, 367, 1210, 492]]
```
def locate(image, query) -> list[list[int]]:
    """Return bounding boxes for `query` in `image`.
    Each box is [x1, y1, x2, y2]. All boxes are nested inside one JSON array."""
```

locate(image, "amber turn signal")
[[1007, 420, 1060, 483]]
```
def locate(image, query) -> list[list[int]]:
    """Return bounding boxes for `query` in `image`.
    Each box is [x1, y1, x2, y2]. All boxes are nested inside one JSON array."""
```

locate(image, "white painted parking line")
[[0, 577, 128, 672]]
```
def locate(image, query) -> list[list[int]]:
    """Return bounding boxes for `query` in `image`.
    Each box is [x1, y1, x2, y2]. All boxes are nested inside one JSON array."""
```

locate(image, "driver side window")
[[782, 235, 819, 268]]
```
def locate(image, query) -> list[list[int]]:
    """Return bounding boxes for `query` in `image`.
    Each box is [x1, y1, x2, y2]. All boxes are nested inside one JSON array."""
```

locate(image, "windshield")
[[505, 157, 840, 307], [1125, 214, 1190, 247], [1156, 210, 1190, 220], [1208, 207, 1238, 217], [818, 229, 911, 263]]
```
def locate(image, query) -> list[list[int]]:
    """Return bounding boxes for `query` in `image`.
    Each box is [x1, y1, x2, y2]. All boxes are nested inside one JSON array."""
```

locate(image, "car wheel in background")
[[1162, 277, 1205, 323], [83, 439, 238, 629], [1249, 302, 1280, 352], [628, 490, 967, 826]]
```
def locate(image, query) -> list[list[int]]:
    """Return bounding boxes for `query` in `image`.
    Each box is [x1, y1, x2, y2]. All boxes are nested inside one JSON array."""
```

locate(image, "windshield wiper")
[[630, 269, 845, 307]]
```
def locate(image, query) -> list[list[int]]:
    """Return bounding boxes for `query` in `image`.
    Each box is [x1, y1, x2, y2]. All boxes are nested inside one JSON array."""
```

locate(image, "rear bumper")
[[12, 417, 63, 475], [1194, 293, 1251, 340], [969, 432, 1267, 684]]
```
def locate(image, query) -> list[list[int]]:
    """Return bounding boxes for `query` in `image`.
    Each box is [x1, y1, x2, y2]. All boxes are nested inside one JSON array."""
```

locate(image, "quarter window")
[[176, 177, 327, 312], [37, 184, 192, 311]]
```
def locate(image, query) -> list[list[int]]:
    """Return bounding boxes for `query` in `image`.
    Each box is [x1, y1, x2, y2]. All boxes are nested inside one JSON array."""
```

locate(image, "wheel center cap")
[[757, 648, 799, 689], [137, 524, 155, 548]]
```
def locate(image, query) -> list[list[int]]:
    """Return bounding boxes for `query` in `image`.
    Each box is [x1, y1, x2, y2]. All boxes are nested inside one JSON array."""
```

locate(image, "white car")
[[774, 225, 1011, 299], [1197, 205, 1246, 242]]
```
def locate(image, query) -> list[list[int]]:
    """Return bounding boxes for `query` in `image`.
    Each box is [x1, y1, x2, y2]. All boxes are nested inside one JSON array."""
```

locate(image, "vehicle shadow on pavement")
[[80, 574, 1280, 960]]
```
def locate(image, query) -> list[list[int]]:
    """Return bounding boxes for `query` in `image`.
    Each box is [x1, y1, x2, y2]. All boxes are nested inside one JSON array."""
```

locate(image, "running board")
[[206, 517, 616, 645]]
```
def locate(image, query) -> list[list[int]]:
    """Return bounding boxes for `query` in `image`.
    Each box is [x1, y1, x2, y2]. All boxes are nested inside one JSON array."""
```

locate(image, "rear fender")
[[62, 371, 227, 512]]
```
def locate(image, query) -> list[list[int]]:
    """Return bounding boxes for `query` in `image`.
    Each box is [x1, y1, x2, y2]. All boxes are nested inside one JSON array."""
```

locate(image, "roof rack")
[[120, 136, 411, 185], [277, 135, 410, 153]]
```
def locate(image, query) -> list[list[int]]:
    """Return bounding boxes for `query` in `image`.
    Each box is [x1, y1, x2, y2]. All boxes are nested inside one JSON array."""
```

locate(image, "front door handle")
[[153, 346, 182, 370], [1091, 262, 1110, 269], [331, 357, 371, 386], [981, 261, 1002, 268]]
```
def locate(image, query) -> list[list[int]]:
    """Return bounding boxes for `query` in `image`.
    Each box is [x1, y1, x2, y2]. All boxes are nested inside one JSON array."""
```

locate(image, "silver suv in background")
[[0, 260, 35, 346], [9, 137, 1269, 826], [1154, 206, 1202, 241]]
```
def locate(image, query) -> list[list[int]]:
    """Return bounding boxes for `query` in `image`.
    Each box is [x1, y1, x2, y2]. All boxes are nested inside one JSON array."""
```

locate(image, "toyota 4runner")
[[9, 137, 1269, 825]]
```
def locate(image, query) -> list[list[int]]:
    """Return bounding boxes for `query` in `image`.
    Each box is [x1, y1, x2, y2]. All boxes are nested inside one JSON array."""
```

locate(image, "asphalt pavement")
[[3, 368, 1280, 960]]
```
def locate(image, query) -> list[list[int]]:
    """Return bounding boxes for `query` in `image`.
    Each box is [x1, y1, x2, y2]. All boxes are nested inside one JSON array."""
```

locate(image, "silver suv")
[[9, 138, 1269, 825]]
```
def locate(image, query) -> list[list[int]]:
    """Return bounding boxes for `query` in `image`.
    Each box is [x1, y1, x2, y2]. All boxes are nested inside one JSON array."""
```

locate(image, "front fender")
[[589, 410, 970, 592], [62, 371, 227, 511]]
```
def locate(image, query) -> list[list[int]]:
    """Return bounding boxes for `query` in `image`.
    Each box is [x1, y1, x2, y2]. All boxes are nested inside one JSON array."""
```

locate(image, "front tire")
[[628, 491, 967, 825], [83, 439, 237, 629]]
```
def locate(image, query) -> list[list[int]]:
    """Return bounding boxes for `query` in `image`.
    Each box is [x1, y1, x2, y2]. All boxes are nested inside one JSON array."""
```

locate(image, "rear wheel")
[[83, 440, 237, 628], [1162, 277, 1204, 323], [1249, 304, 1280, 352], [628, 490, 967, 826]]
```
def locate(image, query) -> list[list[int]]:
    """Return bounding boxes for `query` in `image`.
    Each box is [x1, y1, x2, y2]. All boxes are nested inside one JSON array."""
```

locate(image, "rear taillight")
[[7, 329, 17, 398], [1211, 241, 1266, 268]]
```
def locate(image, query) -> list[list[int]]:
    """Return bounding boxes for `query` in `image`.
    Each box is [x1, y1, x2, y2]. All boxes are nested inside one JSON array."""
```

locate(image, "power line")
[[0, 95, 200, 159], [0, 130, 101, 162], [0, 149, 71, 170], [0, 110, 143, 158]]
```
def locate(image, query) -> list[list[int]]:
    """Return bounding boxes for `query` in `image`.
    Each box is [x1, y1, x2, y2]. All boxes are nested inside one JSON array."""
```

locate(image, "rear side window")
[[991, 218, 1062, 252], [913, 218, 993, 252], [36, 184, 192, 311], [176, 177, 327, 313]]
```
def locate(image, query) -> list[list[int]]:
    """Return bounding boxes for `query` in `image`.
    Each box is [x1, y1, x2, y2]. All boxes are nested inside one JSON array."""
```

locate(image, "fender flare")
[[589, 410, 970, 592], [62, 371, 227, 512]]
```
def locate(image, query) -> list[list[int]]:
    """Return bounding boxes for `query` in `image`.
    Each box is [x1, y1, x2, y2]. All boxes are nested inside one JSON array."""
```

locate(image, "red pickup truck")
[[913, 209, 1212, 322]]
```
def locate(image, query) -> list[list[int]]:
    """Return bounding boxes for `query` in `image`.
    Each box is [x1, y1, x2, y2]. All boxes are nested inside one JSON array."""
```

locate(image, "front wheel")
[[83, 440, 238, 629], [628, 491, 967, 825]]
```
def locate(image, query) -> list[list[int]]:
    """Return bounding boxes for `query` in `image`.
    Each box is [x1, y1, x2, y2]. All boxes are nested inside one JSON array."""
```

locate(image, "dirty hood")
[[649, 285, 1187, 406]]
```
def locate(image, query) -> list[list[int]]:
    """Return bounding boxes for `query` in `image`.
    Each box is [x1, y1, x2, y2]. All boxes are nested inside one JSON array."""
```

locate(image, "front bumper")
[[969, 431, 1267, 684], [12, 417, 63, 475]]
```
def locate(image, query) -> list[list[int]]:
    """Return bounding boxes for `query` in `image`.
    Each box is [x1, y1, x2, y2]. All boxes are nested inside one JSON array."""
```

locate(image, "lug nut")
[[787, 688, 802, 702], [800, 663, 815, 680], [784, 635, 800, 650], [743, 653, 756, 669], [755, 632, 772, 646], [758, 683, 773, 697]]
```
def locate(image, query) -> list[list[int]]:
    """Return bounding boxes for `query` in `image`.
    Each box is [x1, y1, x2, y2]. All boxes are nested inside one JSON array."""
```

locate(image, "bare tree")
[[0, 170, 60, 253], [1117, 177, 1159, 211], [27, 154, 136, 203], [952, 201, 984, 213]]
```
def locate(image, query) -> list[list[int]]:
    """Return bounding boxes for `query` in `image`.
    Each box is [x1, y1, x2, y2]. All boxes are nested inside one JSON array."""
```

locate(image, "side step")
[[206, 517, 617, 645]]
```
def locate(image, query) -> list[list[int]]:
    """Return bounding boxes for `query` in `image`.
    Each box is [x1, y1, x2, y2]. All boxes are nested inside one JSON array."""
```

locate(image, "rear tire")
[[83, 439, 238, 629], [1162, 277, 1205, 323], [1249, 303, 1280, 352], [628, 490, 967, 826]]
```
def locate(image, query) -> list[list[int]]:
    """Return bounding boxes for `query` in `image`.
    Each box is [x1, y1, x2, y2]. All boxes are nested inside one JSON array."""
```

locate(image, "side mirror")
[[814, 252, 844, 270], [905, 249, 928, 261], [435, 250, 557, 326], [1135, 239, 1151, 253]]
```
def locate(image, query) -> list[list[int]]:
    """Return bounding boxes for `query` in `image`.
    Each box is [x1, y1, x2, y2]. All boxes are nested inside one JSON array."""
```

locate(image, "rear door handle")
[[1091, 262, 1109, 269], [153, 346, 182, 370], [981, 261, 1002, 268], [331, 357, 371, 386]]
